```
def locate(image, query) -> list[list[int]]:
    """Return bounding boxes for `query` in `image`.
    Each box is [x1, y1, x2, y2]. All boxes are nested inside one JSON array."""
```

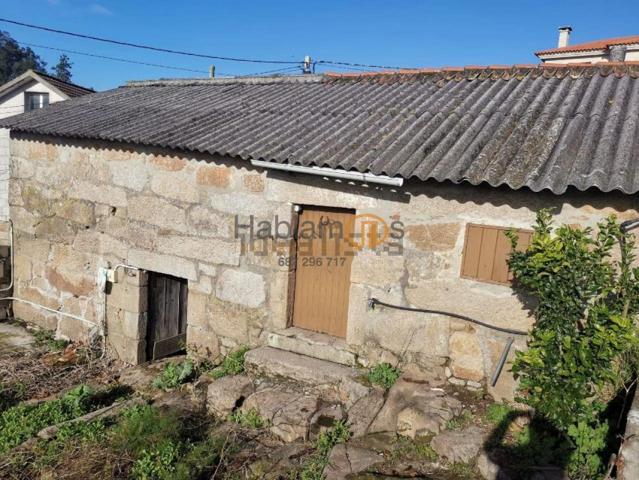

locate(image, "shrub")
[[367, 363, 401, 389], [209, 347, 250, 379], [507, 211, 639, 479], [228, 408, 265, 429], [153, 360, 195, 391]]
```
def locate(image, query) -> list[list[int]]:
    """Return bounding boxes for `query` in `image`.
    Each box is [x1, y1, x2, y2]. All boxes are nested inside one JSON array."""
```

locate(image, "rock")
[[368, 379, 462, 436], [244, 347, 370, 407], [206, 375, 254, 417], [401, 362, 445, 386], [310, 403, 347, 437], [324, 444, 382, 480], [242, 387, 321, 442], [216, 269, 265, 307], [347, 388, 386, 437], [431, 425, 487, 463]]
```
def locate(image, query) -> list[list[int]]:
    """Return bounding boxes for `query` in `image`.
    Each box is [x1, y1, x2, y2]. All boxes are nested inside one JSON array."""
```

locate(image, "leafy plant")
[[209, 347, 250, 379], [485, 403, 516, 426], [153, 360, 194, 391], [228, 408, 266, 429], [0, 385, 93, 453], [33, 329, 69, 351], [367, 362, 401, 389], [298, 420, 351, 480], [507, 211, 639, 479]]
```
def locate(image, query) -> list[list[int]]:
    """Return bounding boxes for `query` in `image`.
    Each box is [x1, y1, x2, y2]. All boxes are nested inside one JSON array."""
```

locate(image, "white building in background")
[[536, 27, 639, 64], [0, 70, 93, 220]]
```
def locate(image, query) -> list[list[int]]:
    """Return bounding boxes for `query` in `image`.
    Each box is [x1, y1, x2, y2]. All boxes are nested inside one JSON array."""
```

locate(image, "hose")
[[368, 298, 529, 336]]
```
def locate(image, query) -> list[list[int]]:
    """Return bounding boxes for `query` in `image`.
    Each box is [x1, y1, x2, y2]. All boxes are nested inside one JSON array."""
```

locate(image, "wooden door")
[[292, 206, 356, 338], [146, 272, 188, 360]]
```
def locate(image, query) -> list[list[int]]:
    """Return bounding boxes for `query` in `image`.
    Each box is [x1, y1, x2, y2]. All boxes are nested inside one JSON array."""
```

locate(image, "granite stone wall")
[[8, 133, 639, 400]]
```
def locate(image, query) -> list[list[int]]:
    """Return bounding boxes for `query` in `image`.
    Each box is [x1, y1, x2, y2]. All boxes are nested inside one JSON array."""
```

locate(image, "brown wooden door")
[[146, 272, 188, 360], [292, 206, 355, 338]]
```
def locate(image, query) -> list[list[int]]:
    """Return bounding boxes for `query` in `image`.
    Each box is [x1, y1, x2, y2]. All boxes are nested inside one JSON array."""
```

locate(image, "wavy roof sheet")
[[2, 64, 639, 194]]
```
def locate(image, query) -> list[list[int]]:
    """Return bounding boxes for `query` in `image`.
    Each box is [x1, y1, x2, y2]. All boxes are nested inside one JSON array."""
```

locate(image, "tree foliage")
[[0, 31, 48, 84], [507, 210, 639, 478], [53, 54, 73, 82]]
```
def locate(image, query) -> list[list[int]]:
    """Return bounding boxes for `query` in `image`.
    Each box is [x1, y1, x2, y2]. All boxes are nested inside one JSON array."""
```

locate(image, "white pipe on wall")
[[250, 160, 405, 187]]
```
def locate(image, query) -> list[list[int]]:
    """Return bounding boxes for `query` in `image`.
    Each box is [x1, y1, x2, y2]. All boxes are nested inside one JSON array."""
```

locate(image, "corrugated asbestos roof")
[[2, 63, 639, 194]]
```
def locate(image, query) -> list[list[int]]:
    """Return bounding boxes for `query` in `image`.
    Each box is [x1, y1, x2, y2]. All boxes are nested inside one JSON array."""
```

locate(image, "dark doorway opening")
[[146, 272, 188, 360]]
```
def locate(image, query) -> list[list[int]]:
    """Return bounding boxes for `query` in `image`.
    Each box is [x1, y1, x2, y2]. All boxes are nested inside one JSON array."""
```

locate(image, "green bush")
[[507, 211, 639, 479], [0, 385, 93, 453], [367, 363, 401, 389], [209, 347, 250, 379], [153, 360, 195, 391]]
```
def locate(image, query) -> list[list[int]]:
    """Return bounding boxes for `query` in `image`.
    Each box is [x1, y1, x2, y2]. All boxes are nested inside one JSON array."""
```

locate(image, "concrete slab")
[[0, 321, 36, 352]]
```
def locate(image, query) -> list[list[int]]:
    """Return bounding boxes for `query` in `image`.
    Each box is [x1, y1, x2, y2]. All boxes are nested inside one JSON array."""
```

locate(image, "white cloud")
[[89, 3, 113, 16]]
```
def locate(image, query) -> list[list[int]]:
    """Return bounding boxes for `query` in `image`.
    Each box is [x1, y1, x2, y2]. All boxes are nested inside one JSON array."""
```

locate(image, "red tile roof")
[[536, 35, 639, 56]]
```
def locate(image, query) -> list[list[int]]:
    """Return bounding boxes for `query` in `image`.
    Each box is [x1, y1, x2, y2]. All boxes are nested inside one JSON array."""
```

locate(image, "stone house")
[[0, 64, 638, 401]]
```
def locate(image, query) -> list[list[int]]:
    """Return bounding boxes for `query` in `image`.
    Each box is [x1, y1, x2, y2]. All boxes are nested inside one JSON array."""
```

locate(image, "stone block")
[[128, 195, 187, 231], [431, 425, 487, 463], [46, 266, 95, 297], [405, 223, 461, 251], [57, 316, 97, 342], [242, 174, 265, 192], [53, 198, 95, 226], [107, 280, 147, 313], [122, 311, 147, 339], [186, 324, 220, 359], [196, 165, 231, 188], [449, 331, 484, 382], [156, 235, 240, 266], [187, 206, 234, 238], [109, 159, 149, 191], [68, 181, 127, 207], [148, 154, 186, 171], [151, 170, 199, 203], [125, 269, 148, 287], [13, 300, 58, 330], [108, 332, 146, 364], [128, 249, 197, 281], [187, 292, 209, 328], [350, 251, 405, 289], [216, 269, 265, 307]]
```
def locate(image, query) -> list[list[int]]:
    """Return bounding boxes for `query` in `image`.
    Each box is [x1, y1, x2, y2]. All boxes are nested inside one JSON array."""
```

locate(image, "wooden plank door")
[[292, 206, 356, 338], [146, 272, 188, 360]]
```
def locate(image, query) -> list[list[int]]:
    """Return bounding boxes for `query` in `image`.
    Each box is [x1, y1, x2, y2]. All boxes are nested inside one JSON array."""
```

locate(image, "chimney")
[[558, 26, 572, 48], [610, 45, 627, 62]]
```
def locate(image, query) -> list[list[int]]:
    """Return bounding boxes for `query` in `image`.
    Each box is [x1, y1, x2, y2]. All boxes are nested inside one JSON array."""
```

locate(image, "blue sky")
[[3, 0, 638, 91]]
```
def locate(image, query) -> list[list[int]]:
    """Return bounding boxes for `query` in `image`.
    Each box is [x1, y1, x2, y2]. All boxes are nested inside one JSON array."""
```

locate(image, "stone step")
[[266, 327, 357, 366], [244, 346, 370, 408]]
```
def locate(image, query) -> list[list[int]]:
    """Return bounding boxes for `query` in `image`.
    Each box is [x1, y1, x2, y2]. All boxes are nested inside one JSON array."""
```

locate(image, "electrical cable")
[[18, 41, 215, 75], [0, 17, 301, 65], [368, 297, 529, 336]]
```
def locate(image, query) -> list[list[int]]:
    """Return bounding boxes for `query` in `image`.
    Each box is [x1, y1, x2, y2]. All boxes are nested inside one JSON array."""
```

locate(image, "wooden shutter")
[[461, 224, 532, 285]]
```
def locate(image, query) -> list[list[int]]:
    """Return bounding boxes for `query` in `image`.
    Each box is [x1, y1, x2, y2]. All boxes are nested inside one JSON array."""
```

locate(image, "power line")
[[19, 41, 216, 75], [0, 17, 411, 70], [0, 17, 300, 65], [239, 66, 302, 77]]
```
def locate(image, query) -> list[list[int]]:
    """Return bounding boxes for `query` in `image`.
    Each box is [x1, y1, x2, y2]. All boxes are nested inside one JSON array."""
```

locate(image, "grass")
[[153, 360, 195, 391], [367, 363, 401, 389], [446, 409, 474, 430], [209, 347, 250, 379], [485, 403, 516, 426], [388, 435, 438, 463], [33, 329, 69, 352], [297, 420, 351, 480], [228, 408, 266, 429]]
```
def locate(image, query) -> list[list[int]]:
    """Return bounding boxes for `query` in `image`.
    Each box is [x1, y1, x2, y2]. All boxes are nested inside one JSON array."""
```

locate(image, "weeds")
[[153, 360, 195, 391], [388, 435, 438, 463], [0, 385, 94, 453], [228, 408, 266, 429], [367, 363, 401, 389], [298, 420, 351, 480], [209, 347, 250, 379], [485, 403, 515, 426], [33, 329, 68, 351], [446, 409, 473, 430]]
